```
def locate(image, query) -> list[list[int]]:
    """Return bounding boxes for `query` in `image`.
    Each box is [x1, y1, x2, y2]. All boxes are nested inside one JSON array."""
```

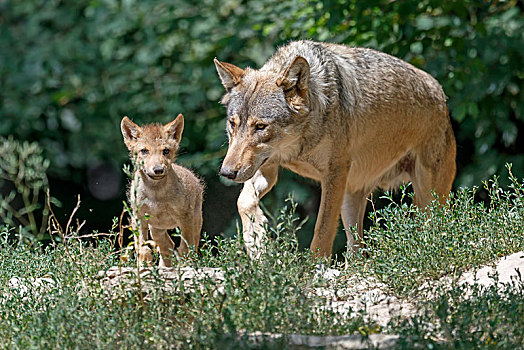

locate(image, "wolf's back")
[[262, 40, 447, 121]]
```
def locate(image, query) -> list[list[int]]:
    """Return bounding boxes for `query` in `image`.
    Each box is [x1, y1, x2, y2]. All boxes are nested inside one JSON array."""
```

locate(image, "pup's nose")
[[153, 166, 165, 175], [219, 166, 238, 180]]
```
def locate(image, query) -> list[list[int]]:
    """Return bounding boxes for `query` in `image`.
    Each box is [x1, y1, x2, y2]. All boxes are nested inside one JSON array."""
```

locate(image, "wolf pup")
[[214, 40, 456, 258], [121, 114, 203, 267]]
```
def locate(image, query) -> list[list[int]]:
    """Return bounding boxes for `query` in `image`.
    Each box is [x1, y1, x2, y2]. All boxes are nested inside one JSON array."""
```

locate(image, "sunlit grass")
[[0, 169, 522, 348]]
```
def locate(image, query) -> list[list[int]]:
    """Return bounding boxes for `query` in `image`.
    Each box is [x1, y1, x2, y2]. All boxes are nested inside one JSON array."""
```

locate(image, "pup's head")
[[214, 56, 310, 182], [121, 114, 184, 180]]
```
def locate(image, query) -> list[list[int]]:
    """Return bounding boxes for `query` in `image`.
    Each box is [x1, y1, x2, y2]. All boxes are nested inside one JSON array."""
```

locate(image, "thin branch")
[[65, 231, 117, 240], [65, 194, 81, 236], [118, 207, 126, 251], [46, 189, 63, 234], [46, 189, 86, 280]]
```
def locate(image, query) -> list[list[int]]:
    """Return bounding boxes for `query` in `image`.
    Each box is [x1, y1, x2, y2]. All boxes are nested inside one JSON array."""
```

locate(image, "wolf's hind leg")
[[412, 125, 456, 207], [340, 190, 368, 255], [237, 164, 278, 258]]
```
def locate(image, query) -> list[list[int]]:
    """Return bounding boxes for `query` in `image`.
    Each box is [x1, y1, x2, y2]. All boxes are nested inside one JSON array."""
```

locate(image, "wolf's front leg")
[[237, 164, 278, 258], [310, 167, 349, 258]]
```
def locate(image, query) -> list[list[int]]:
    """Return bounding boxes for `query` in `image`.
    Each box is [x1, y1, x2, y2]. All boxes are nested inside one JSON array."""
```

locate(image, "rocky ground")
[[7, 251, 522, 349], [93, 251, 524, 349]]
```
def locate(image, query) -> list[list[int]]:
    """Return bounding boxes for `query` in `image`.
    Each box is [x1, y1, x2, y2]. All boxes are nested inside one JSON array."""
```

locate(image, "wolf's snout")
[[219, 166, 238, 180], [153, 166, 165, 175]]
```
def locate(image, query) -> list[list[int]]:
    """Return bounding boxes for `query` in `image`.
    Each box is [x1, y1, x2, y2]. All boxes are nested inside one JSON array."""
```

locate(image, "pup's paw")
[[138, 246, 153, 267]]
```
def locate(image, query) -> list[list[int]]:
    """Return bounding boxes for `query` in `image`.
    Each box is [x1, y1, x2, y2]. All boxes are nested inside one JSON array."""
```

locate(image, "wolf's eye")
[[254, 123, 267, 131], [140, 149, 149, 155], [229, 120, 236, 130], [163, 148, 170, 155]]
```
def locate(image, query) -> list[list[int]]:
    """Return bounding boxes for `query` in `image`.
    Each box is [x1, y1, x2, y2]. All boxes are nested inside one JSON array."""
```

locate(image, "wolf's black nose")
[[220, 167, 238, 180], [153, 166, 165, 175]]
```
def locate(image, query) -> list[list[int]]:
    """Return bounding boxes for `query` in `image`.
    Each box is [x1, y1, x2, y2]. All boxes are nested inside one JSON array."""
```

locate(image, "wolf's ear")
[[214, 58, 245, 91], [276, 55, 310, 99], [165, 113, 184, 143], [121, 116, 140, 146]]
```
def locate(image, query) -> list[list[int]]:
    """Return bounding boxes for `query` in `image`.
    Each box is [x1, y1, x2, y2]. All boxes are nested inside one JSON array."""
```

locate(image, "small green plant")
[[121, 157, 150, 306], [0, 136, 56, 241], [395, 275, 524, 348], [359, 165, 524, 296], [0, 196, 369, 349]]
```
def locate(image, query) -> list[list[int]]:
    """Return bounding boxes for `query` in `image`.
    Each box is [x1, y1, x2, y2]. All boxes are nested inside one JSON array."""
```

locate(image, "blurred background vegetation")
[[0, 0, 522, 249]]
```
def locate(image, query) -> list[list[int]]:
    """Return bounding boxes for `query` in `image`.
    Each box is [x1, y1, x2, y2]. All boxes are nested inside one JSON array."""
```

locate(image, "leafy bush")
[[0, 137, 54, 241], [0, 0, 283, 177], [359, 166, 524, 295], [0, 0, 521, 187], [0, 200, 366, 349], [396, 277, 524, 348]]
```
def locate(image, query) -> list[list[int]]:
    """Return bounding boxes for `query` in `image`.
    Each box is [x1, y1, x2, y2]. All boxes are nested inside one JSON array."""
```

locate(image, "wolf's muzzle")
[[219, 166, 238, 180]]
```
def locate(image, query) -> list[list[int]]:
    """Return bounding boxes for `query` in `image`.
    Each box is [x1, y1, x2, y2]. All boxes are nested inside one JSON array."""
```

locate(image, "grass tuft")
[[358, 167, 523, 296]]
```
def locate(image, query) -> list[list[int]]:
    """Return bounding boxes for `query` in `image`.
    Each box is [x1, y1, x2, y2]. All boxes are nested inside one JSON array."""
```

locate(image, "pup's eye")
[[229, 120, 236, 130], [254, 123, 267, 131], [163, 148, 170, 155], [140, 149, 149, 155]]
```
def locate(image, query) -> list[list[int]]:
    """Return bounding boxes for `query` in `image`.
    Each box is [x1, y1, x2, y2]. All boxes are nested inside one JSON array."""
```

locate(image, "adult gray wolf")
[[214, 40, 456, 258], [121, 115, 204, 266]]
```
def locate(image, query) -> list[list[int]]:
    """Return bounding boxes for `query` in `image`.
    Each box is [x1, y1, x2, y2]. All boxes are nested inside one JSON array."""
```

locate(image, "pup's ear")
[[214, 58, 245, 91], [121, 116, 140, 147], [276, 55, 310, 99], [165, 114, 184, 143]]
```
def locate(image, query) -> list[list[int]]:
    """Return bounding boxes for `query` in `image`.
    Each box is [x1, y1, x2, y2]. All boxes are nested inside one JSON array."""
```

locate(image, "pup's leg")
[[238, 164, 278, 258], [310, 164, 350, 258], [149, 226, 175, 267], [177, 207, 202, 257], [136, 218, 153, 267], [340, 190, 368, 254]]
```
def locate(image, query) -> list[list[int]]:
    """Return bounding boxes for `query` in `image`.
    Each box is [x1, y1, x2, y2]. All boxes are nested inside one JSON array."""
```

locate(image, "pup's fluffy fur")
[[121, 114, 203, 267]]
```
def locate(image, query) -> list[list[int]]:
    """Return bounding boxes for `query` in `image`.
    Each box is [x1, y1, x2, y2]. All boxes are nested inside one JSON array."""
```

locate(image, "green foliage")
[[0, 0, 281, 177], [0, 137, 54, 240], [0, 0, 521, 187], [396, 278, 524, 348], [273, 0, 523, 186], [0, 200, 366, 348], [1, 175, 524, 348], [188, 199, 364, 345], [359, 166, 524, 295]]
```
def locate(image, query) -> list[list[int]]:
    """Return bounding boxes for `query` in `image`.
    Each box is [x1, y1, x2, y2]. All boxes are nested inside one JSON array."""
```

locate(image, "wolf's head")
[[215, 56, 311, 182], [121, 114, 184, 181]]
